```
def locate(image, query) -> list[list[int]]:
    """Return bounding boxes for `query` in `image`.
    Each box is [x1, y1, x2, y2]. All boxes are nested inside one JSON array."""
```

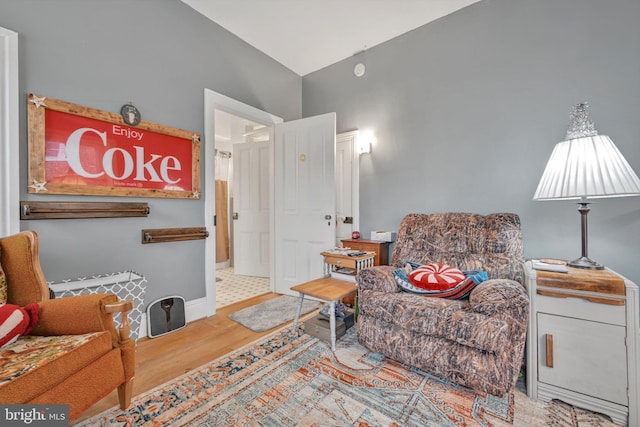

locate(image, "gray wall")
[[303, 0, 640, 283], [1, 0, 301, 303], [3, 0, 639, 304]]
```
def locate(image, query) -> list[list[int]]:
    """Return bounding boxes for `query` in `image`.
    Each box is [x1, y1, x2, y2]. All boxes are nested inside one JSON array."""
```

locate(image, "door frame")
[[0, 27, 19, 237], [203, 89, 282, 316]]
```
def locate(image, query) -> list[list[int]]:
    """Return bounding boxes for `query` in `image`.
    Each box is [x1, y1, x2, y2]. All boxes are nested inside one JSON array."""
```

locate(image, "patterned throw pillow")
[[394, 266, 489, 300], [393, 268, 432, 295], [409, 263, 465, 291], [0, 259, 7, 304]]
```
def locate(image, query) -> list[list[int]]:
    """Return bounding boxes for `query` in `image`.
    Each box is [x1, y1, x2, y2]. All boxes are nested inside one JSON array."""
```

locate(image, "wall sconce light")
[[358, 130, 374, 155], [358, 140, 372, 155]]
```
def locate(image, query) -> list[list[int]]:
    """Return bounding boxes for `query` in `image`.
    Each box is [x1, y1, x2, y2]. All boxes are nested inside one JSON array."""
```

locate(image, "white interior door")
[[233, 141, 270, 277], [335, 133, 354, 246], [274, 113, 336, 296]]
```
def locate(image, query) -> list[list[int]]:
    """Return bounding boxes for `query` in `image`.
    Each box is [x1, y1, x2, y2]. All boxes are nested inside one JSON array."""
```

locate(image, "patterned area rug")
[[228, 295, 321, 332], [80, 326, 618, 426]]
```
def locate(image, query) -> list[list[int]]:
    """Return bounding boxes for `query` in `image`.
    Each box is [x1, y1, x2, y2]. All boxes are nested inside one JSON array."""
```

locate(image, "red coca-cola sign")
[[28, 94, 200, 199]]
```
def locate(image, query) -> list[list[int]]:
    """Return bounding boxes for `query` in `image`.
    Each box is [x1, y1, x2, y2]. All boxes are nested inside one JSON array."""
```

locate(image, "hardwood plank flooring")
[[75, 292, 315, 424]]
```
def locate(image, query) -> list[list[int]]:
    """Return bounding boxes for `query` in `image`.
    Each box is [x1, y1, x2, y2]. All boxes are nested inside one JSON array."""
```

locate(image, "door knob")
[[233, 212, 239, 220], [325, 214, 332, 220]]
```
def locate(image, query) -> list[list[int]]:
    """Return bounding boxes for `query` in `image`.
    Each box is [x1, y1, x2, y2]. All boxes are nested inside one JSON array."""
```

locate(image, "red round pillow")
[[409, 263, 465, 291], [0, 303, 40, 348]]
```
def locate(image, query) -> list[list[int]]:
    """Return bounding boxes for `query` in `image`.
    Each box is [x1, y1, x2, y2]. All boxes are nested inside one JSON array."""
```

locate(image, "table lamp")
[[533, 102, 640, 269]]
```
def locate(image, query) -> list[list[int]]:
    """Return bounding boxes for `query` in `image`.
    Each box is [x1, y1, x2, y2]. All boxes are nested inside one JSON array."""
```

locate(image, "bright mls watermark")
[[0, 405, 69, 426]]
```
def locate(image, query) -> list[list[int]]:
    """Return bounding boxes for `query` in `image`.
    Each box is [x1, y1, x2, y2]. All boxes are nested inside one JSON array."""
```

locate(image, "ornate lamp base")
[[570, 200, 605, 270], [568, 256, 604, 270]]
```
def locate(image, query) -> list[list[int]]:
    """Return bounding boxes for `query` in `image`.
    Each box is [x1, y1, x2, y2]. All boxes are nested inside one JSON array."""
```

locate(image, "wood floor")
[[75, 292, 313, 424]]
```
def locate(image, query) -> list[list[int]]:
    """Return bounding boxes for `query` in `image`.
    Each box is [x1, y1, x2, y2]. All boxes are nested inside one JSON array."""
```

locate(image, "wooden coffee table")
[[291, 277, 357, 351]]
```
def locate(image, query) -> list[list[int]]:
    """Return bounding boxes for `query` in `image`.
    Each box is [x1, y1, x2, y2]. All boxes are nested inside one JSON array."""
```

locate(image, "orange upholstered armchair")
[[0, 230, 135, 422]]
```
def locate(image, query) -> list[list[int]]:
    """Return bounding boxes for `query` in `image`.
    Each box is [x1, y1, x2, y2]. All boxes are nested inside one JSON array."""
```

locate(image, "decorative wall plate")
[[120, 103, 141, 126]]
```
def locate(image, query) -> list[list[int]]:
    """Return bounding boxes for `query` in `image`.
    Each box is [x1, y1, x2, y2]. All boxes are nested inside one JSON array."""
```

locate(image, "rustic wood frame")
[[27, 93, 201, 199]]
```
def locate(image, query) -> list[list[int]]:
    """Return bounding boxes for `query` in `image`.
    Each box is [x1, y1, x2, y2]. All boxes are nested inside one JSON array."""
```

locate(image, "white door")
[[274, 113, 336, 296], [232, 141, 270, 277], [0, 27, 19, 237], [335, 134, 354, 246]]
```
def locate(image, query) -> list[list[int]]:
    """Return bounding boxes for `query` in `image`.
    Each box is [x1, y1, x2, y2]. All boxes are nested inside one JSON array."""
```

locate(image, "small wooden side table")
[[524, 261, 639, 426], [340, 239, 391, 265], [320, 250, 375, 277], [320, 250, 373, 309], [291, 277, 357, 351]]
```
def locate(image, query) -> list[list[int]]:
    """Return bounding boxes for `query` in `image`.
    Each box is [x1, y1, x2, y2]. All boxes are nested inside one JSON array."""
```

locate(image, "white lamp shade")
[[533, 135, 640, 200]]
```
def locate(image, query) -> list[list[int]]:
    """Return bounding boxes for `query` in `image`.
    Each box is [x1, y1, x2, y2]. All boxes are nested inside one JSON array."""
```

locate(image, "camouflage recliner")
[[357, 212, 529, 397]]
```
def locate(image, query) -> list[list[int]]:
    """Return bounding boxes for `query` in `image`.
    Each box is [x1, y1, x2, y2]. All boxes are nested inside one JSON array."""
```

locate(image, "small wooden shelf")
[[21, 201, 150, 219], [141, 227, 208, 244]]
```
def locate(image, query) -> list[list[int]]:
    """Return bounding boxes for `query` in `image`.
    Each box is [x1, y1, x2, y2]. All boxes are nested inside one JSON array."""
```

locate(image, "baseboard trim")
[[538, 383, 628, 425], [138, 296, 209, 339]]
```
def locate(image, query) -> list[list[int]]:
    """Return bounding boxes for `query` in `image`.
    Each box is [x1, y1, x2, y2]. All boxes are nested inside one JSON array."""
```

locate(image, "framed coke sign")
[[27, 93, 201, 199]]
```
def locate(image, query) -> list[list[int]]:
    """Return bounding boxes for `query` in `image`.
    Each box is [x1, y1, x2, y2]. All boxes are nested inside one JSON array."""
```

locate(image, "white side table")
[[524, 261, 639, 426]]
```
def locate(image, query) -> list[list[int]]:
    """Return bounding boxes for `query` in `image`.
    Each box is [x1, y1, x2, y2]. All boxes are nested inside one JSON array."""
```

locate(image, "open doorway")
[[203, 89, 283, 317], [203, 89, 355, 315], [214, 109, 271, 309]]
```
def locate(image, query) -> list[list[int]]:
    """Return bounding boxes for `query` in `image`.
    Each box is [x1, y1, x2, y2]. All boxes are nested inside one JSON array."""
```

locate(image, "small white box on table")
[[370, 231, 396, 242]]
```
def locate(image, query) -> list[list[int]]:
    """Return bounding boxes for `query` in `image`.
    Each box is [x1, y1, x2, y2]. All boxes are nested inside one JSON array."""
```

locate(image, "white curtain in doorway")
[[215, 149, 231, 181]]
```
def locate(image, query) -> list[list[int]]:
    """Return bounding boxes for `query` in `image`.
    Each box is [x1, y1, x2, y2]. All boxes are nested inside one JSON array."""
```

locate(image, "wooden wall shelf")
[[142, 227, 208, 244], [21, 201, 150, 219]]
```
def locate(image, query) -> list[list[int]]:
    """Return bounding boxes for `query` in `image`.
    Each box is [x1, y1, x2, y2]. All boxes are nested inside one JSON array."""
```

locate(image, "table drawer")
[[536, 292, 625, 326], [324, 255, 357, 269]]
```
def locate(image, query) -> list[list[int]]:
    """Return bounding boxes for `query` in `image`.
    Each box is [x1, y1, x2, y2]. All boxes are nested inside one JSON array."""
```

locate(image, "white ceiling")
[[181, 0, 481, 76]]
